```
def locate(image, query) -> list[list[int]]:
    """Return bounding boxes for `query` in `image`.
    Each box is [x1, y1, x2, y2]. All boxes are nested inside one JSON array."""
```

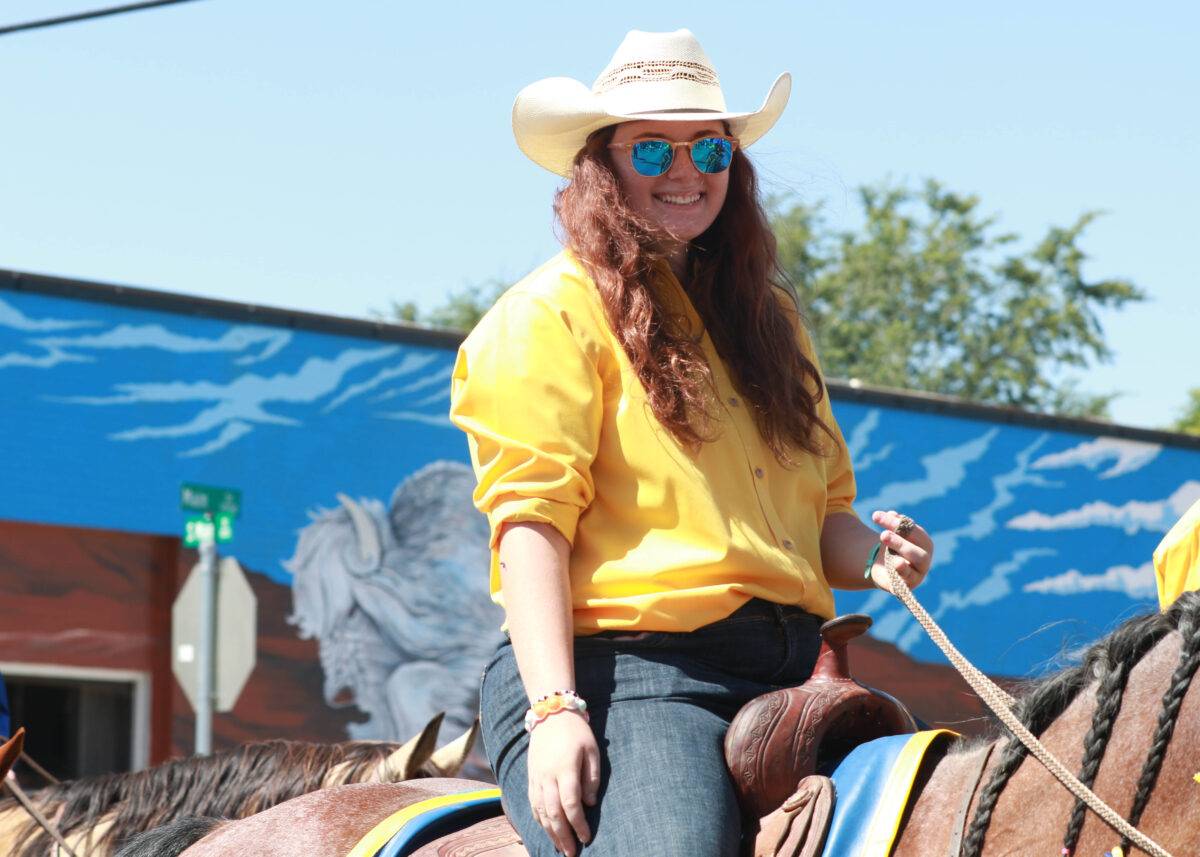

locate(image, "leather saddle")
[[409, 614, 915, 857], [725, 614, 918, 821]]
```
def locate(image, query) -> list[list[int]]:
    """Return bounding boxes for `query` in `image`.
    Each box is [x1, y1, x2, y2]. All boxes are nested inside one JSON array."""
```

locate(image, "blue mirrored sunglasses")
[[607, 136, 738, 177]]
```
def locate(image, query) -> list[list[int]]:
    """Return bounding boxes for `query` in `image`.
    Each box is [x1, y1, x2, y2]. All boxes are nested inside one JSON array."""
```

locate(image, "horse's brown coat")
[[175, 603, 1200, 857], [187, 780, 480, 857], [892, 634, 1198, 856]]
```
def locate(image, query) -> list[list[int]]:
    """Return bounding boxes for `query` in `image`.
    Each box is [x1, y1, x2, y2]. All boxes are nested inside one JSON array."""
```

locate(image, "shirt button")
[[728, 396, 739, 407], [782, 539, 795, 551], [754, 467, 765, 478]]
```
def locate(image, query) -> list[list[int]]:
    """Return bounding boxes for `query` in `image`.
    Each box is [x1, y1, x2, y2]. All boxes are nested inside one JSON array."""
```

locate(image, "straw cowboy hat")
[[512, 29, 791, 177]]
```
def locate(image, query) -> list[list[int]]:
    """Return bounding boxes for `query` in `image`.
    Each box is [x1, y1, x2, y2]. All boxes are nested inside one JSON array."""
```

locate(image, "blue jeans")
[[478, 599, 824, 857]]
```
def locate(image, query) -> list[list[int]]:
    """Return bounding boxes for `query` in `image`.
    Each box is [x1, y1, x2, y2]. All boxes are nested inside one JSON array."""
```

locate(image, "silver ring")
[[896, 515, 915, 536]]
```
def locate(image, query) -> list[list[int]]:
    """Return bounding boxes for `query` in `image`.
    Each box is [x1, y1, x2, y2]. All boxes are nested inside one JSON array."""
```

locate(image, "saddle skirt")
[[822, 729, 957, 856]]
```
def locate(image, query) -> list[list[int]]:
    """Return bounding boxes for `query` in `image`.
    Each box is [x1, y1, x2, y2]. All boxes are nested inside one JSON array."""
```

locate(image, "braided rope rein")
[[880, 546, 1174, 857]]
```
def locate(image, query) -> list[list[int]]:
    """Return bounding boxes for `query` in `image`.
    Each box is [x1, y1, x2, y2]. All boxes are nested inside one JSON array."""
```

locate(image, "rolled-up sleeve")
[[449, 293, 603, 550], [821, 404, 858, 519], [789, 311, 858, 520]]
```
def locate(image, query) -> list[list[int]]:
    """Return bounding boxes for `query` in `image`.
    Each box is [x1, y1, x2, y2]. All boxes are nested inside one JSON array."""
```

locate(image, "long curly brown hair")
[[554, 126, 833, 465]]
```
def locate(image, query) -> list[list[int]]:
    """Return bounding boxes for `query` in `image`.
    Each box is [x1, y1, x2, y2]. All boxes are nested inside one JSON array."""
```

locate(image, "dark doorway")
[[5, 674, 134, 788]]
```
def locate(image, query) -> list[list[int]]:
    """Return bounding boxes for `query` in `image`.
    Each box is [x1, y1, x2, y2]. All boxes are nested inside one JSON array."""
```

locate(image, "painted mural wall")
[[3, 274, 1197, 754]]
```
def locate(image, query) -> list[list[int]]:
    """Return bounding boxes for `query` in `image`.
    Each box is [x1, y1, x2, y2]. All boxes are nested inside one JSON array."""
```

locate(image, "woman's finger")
[[873, 510, 907, 536], [873, 510, 934, 557], [529, 789, 555, 853], [558, 769, 591, 847], [582, 743, 601, 806], [528, 788, 542, 829], [884, 553, 926, 588], [539, 779, 574, 856], [882, 530, 929, 573]]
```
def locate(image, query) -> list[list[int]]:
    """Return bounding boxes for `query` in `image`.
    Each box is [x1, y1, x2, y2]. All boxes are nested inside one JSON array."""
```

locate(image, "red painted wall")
[[0, 518, 358, 764]]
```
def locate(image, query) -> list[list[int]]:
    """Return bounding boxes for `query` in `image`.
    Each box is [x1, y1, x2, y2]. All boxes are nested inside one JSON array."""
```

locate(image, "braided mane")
[[4, 738, 407, 856], [961, 590, 1200, 857]]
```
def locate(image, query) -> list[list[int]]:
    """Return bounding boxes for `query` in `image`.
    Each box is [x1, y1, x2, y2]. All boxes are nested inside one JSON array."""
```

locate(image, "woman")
[[449, 29, 934, 857]]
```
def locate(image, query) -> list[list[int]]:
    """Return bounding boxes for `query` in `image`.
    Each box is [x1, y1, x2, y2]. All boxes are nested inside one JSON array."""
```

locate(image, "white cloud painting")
[[1023, 561, 1158, 599], [1031, 437, 1161, 480], [1007, 481, 1200, 535]]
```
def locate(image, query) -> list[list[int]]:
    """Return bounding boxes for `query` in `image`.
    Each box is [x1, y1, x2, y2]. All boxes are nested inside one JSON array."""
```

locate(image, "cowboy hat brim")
[[513, 72, 791, 177]]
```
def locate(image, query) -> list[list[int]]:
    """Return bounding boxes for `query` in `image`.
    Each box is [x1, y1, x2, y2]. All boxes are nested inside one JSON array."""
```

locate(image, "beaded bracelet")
[[524, 690, 589, 733], [863, 542, 884, 581]]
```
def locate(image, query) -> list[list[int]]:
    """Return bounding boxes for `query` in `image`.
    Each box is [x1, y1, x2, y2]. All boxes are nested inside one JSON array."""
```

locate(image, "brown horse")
[[120, 592, 1200, 856], [0, 714, 476, 857]]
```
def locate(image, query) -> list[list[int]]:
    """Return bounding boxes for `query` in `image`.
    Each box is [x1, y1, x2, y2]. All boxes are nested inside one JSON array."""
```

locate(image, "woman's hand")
[[869, 509, 934, 593], [527, 710, 600, 857]]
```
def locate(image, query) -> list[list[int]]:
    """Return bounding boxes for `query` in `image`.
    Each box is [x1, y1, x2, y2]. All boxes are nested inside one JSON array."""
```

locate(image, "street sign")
[[180, 482, 242, 518], [183, 513, 234, 546], [171, 556, 257, 713]]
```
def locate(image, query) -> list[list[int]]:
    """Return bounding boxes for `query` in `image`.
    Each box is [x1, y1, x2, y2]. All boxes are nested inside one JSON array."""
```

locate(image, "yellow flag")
[[1155, 498, 1200, 609]]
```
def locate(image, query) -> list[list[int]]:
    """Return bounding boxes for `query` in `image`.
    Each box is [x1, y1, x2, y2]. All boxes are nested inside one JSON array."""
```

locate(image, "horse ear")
[[426, 719, 481, 777], [0, 728, 25, 781], [375, 712, 445, 782]]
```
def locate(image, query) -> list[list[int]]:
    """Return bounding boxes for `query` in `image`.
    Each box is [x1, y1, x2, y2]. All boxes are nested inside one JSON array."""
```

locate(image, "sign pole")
[[195, 516, 217, 755], [178, 481, 244, 755]]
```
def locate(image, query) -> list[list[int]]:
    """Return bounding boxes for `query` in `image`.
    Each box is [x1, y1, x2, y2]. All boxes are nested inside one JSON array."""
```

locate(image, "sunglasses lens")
[[691, 137, 733, 173], [630, 140, 673, 176]]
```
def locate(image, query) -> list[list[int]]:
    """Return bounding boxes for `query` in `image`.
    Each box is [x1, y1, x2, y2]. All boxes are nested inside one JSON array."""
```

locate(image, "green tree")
[[1172, 389, 1200, 436], [379, 279, 510, 331], [773, 180, 1145, 418]]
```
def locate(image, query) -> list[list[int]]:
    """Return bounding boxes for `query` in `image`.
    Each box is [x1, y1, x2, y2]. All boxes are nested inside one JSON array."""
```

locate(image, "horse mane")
[[960, 589, 1200, 857], [6, 738, 408, 857]]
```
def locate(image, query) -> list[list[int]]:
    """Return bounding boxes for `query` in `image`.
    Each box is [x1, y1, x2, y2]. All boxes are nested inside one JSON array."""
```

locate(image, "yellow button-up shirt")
[[449, 251, 857, 633]]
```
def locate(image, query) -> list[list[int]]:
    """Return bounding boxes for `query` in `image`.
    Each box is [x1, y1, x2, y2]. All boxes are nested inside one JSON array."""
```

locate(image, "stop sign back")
[[171, 556, 258, 712]]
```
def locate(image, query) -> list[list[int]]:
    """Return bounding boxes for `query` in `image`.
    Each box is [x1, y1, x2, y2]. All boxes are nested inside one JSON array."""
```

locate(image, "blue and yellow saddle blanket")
[[346, 788, 504, 857], [824, 729, 958, 856]]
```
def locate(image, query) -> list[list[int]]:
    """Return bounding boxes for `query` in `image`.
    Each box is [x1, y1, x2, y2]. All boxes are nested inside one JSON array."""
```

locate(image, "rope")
[[881, 552, 1174, 857], [19, 751, 60, 785]]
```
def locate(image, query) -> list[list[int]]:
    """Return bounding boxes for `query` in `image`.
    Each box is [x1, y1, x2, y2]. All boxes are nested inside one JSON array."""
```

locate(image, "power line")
[[0, 0, 205, 37]]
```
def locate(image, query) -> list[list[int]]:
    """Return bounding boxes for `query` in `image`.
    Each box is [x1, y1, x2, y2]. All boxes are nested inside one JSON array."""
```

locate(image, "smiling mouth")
[[655, 192, 703, 206]]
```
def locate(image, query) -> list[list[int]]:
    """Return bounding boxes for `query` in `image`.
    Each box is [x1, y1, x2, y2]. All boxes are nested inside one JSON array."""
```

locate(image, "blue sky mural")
[[1, 288, 464, 591], [3, 282, 1196, 682]]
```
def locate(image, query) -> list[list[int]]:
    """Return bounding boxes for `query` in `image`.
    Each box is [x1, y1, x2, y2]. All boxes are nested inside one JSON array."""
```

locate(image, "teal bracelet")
[[864, 542, 883, 580]]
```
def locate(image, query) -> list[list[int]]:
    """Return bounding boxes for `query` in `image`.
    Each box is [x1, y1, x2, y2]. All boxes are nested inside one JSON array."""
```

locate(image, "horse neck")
[[895, 631, 1199, 856]]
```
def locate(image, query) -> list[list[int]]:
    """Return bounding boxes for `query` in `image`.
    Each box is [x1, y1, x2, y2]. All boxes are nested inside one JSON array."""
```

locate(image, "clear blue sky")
[[2, 2, 1196, 430]]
